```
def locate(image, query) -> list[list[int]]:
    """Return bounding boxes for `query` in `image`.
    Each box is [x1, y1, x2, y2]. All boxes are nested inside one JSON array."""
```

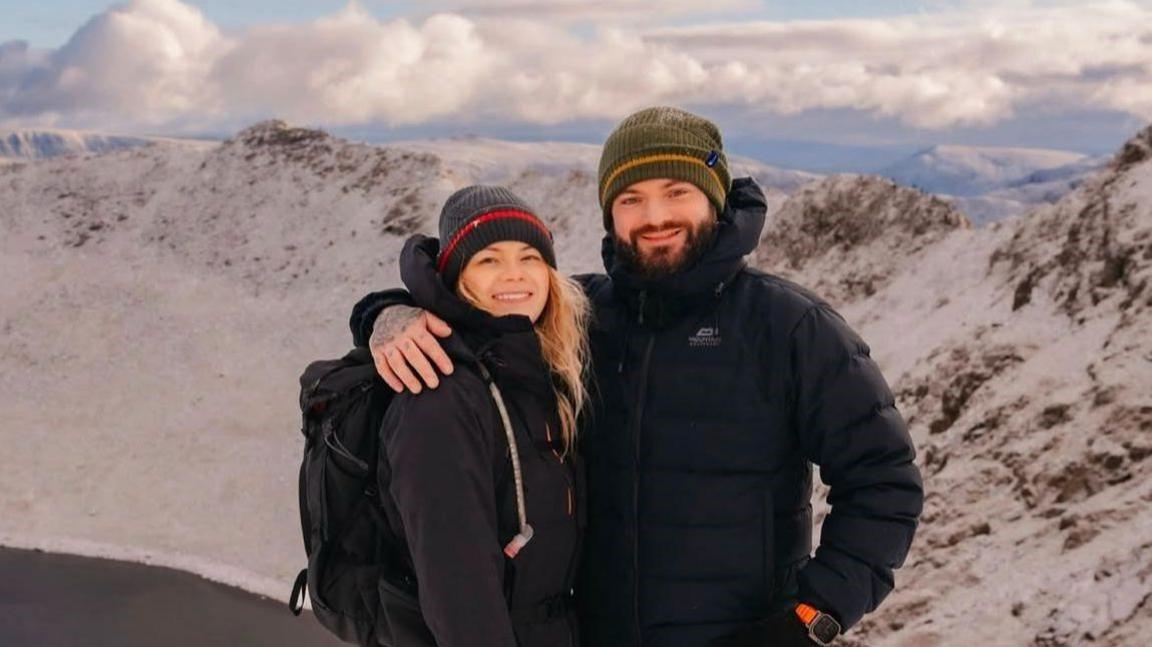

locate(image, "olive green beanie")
[[597, 106, 732, 230]]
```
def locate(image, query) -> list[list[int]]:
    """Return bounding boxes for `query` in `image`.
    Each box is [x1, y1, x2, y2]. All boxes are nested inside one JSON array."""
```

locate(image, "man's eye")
[[669, 189, 688, 198], [477, 257, 497, 265], [617, 196, 639, 206]]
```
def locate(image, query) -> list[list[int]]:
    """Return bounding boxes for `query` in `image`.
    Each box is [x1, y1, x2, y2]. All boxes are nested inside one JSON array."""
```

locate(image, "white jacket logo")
[[689, 326, 721, 347]]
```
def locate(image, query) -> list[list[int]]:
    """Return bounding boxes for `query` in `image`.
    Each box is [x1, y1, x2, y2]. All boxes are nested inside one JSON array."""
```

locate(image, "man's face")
[[611, 178, 717, 280]]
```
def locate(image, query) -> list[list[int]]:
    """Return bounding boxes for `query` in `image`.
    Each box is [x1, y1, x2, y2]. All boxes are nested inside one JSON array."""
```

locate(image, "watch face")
[[811, 616, 840, 642]]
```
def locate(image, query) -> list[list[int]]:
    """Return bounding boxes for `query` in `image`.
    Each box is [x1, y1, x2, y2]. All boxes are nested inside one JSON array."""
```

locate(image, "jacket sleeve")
[[788, 304, 924, 630], [349, 288, 413, 348], [381, 383, 517, 647]]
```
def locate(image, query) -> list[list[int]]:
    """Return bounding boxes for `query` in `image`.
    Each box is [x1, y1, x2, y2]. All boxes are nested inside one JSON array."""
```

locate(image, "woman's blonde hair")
[[534, 267, 591, 457], [458, 265, 591, 457]]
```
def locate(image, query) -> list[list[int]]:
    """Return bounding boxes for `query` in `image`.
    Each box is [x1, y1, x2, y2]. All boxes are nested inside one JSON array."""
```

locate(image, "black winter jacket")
[[571, 178, 923, 645], [368, 235, 584, 647]]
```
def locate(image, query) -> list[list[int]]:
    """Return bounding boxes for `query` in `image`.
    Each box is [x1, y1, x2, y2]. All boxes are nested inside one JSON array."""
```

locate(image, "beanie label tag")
[[705, 151, 719, 167]]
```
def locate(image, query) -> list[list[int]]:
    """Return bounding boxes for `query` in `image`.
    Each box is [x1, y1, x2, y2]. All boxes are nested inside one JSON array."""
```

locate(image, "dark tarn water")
[[0, 546, 346, 647]]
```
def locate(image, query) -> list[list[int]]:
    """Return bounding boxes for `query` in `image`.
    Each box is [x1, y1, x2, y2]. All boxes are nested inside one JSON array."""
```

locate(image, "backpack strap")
[[288, 569, 309, 616]]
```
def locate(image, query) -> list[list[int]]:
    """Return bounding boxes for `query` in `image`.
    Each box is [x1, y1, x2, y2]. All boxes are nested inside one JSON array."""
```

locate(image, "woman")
[[377, 185, 589, 647]]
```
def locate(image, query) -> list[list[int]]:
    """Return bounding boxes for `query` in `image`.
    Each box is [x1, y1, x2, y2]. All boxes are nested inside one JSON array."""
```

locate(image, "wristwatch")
[[795, 603, 841, 645]]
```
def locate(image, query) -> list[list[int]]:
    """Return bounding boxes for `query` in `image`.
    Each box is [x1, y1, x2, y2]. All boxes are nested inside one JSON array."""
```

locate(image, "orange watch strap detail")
[[795, 603, 820, 626]]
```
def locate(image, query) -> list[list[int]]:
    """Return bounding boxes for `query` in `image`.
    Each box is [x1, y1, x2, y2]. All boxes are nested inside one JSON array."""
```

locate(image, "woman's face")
[[458, 241, 550, 322]]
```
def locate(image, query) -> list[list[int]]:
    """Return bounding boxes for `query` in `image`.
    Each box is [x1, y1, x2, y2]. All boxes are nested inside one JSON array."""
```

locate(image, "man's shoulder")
[[734, 266, 832, 320], [571, 272, 611, 299]]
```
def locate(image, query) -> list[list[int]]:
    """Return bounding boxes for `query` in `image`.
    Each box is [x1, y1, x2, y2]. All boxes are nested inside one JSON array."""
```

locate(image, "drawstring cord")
[[479, 363, 534, 558]]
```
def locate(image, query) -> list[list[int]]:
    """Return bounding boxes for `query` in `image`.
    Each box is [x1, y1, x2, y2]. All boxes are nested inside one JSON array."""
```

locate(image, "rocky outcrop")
[[754, 174, 970, 305], [990, 125, 1152, 323]]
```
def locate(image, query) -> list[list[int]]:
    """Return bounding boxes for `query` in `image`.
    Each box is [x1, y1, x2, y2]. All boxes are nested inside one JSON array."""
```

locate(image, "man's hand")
[[369, 305, 454, 393], [710, 607, 815, 646]]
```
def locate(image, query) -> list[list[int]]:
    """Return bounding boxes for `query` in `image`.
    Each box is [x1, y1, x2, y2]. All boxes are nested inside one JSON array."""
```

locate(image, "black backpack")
[[287, 346, 434, 646]]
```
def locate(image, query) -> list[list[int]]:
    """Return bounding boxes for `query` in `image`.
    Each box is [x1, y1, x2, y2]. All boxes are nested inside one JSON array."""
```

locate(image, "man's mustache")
[[630, 221, 695, 246]]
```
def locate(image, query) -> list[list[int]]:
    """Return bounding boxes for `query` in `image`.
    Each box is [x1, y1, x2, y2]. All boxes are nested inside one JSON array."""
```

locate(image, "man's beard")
[[613, 217, 718, 281]]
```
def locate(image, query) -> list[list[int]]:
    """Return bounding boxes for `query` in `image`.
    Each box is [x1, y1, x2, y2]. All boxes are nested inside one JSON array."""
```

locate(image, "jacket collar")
[[600, 177, 768, 325]]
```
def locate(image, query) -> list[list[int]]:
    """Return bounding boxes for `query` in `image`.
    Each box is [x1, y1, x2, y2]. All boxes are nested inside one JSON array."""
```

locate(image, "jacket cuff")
[[796, 558, 855, 629]]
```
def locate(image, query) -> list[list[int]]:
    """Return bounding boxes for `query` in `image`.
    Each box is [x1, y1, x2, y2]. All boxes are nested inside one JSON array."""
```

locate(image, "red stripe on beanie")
[[437, 209, 552, 273]]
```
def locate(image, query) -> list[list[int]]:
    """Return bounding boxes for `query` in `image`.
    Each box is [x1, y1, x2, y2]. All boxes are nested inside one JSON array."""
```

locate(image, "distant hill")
[[0, 128, 215, 160], [878, 145, 1109, 224], [880, 144, 1089, 195]]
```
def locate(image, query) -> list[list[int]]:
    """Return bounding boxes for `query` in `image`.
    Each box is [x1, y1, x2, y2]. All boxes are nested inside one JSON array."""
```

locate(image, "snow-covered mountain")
[[879, 145, 1109, 225], [0, 128, 215, 160], [1, 120, 1149, 644], [881, 144, 1090, 196]]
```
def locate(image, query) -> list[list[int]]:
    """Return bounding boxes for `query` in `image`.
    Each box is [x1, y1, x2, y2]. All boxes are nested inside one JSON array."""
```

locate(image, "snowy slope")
[[1, 121, 1150, 644]]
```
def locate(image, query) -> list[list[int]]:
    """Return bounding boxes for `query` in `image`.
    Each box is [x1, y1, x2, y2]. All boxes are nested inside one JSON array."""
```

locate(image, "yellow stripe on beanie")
[[600, 153, 726, 206]]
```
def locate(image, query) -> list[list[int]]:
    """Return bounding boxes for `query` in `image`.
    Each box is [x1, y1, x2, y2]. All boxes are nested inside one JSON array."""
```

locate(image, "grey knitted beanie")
[[436, 185, 556, 288]]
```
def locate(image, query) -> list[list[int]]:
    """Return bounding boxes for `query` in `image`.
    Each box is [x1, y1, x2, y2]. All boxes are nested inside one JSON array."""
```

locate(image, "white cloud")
[[212, 7, 493, 125], [644, 1, 1152, 128], [4, 0, 223, 128], [1, 0, 1151, 133]]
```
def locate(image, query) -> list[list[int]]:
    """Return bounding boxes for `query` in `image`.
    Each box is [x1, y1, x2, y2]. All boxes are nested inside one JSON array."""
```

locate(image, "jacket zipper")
[[549, 421, 581, 601], [630, 290, 656, 645]]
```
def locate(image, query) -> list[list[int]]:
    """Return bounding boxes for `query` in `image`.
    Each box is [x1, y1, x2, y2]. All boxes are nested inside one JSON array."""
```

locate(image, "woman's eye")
[[521, 254, 542, 263], [477, 257, 497, 265]]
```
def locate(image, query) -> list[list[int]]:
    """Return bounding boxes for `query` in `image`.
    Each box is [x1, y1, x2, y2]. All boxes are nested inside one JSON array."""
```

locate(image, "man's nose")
[[642, 199, 674, 227]]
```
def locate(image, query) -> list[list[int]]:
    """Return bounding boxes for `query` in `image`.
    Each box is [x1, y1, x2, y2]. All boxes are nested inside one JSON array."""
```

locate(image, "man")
[[350, 107, 924, 646]]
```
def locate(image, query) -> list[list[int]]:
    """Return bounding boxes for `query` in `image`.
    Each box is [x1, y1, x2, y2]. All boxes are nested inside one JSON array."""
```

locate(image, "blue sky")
[[0, 1, 955, 47], [2, 0, 1150, 165]]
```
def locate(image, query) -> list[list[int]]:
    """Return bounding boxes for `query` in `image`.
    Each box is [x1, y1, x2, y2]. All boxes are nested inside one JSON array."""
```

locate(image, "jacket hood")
[[600, 177, 768, 315]]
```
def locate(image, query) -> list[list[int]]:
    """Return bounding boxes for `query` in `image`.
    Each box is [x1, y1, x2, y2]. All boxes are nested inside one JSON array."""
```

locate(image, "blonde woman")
[[374, 186, 589, 647]]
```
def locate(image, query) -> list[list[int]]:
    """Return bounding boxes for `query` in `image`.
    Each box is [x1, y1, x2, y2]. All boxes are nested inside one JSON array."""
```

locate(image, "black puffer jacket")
[[369, 235, 584, 647], [571, 178, 924, 646]]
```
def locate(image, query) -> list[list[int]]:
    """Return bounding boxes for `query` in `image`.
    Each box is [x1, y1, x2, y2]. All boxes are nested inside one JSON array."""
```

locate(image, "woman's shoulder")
[[385, 364, 495, 432]]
